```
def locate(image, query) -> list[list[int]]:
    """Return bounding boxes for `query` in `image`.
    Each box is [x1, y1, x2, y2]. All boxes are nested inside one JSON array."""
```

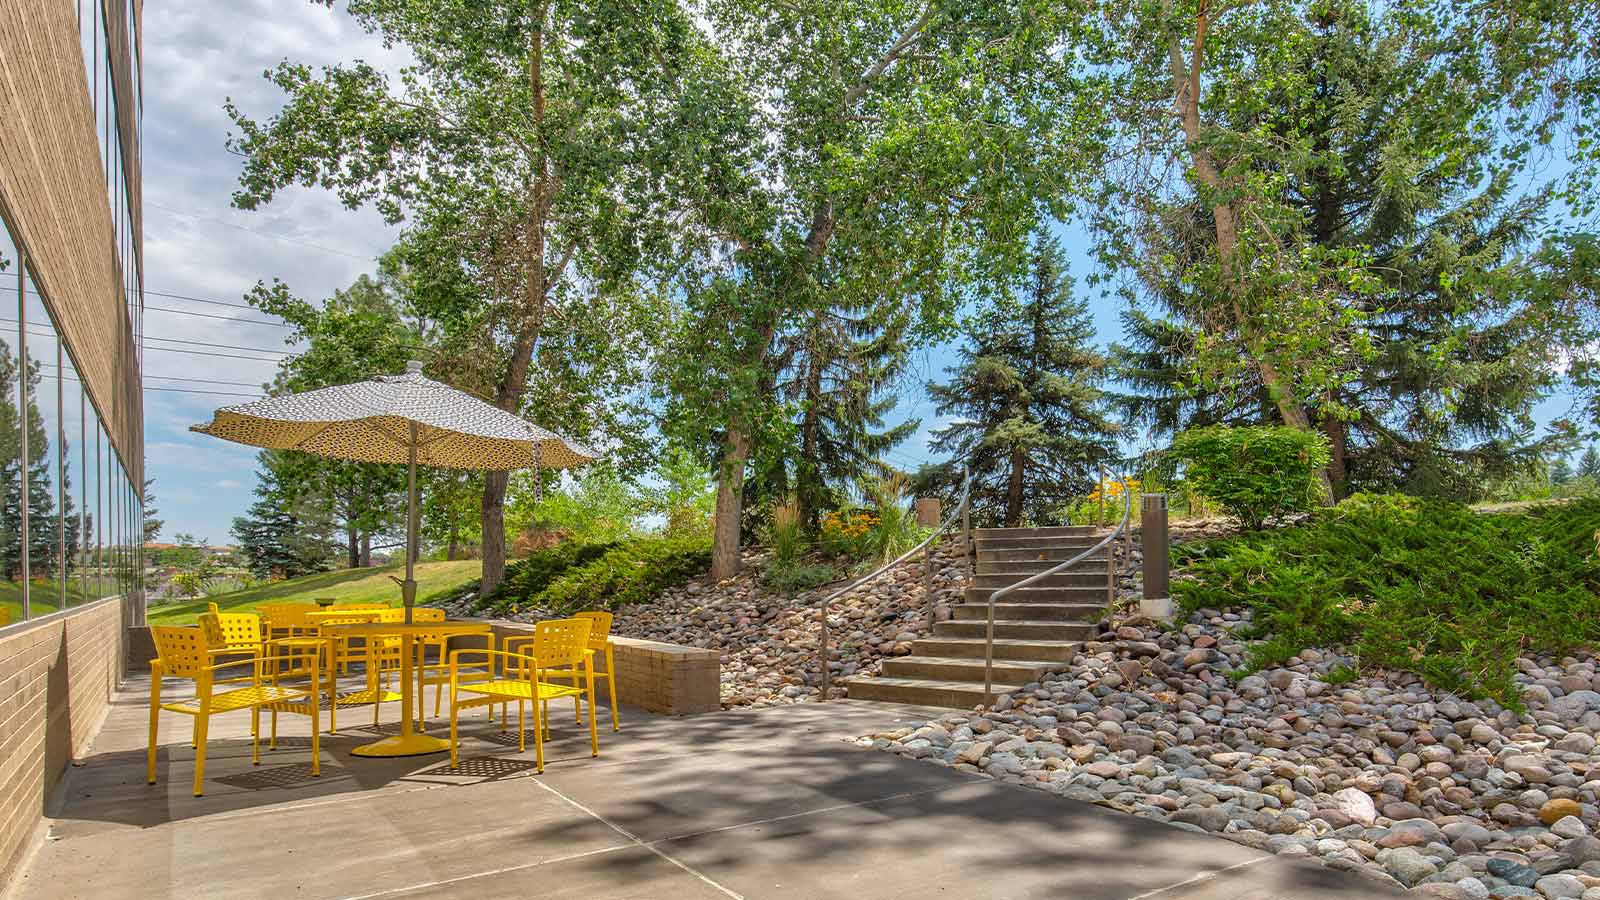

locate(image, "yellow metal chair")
[[198, 611, 267, 685], [447, 618, 596, 773], [530, 610, 622, 733], [0, 607, 10, 627], [260, 603, 319, 641], [145, 625, 323, 797], [411, 608, 490, 730]]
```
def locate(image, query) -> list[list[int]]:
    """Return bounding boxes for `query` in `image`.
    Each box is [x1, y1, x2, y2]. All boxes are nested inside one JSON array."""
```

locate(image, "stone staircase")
[[844, 525, 1111, 707]]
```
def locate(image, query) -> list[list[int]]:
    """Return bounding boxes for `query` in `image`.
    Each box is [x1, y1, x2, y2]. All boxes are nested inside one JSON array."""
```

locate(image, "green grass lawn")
[[146, 560, 482, 625], [1, 579, 109, 625]]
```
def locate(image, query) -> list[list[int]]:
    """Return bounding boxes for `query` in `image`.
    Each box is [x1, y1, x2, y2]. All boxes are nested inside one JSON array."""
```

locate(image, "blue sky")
[[141, 2, 1585, 543]]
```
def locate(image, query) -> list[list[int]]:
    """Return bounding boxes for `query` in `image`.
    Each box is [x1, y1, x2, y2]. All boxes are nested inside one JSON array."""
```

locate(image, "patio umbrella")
[[190, 360, 597, 622]]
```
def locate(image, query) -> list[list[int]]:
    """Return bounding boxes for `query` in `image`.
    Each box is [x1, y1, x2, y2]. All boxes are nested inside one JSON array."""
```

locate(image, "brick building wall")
[[0, 598, 129, 883]]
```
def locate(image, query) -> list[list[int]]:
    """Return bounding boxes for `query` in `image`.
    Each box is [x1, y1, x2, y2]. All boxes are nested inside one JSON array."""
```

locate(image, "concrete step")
[[976, 560, 1109, 580], [911, 636, 1078, 662], [951, 602, 1102, 622], [962, 585, 1108, 605], [977, 546, 1109, 563], [934, 619, 1097, 641], [881, 655, 1055, 682], [843, 675, 1020, 707], [974, 535, 1109, 553], [973, 526, 1100, 539], [972, 571, 1105, 589]]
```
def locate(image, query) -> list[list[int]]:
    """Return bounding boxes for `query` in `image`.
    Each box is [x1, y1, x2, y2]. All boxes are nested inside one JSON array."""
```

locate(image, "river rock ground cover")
[[866, 607, 1600, 899], [454, 540, 973, 707]]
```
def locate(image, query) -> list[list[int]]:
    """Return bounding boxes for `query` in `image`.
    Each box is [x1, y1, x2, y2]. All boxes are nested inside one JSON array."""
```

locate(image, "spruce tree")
[[231, 452, 336, 579], [1580, 447, 1600, 481], [1104, 0, 1572, 501], [1551, 455, 1574, 486], [774, 300, 918, 529], [923, 231, 1119, 526]]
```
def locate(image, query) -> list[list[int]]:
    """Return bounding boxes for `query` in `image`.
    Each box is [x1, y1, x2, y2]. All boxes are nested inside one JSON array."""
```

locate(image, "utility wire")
[[143, 346, 282, 363], [147, 200, 380, 262], [146, 305, 293, 328], [143, 334, 293, 356]]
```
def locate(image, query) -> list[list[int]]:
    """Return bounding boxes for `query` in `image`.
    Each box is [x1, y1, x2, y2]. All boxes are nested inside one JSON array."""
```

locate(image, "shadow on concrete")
[[23, 677, 1401, 900]]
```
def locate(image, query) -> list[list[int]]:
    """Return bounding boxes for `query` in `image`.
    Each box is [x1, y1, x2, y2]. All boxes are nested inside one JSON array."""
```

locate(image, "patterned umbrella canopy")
[[190, 361, 598, 626], [189, 361, 596, 470]]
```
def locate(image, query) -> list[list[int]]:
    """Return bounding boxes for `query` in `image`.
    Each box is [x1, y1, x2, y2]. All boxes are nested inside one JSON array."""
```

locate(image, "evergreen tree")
[[1551, 455, 1574, 486], [231, 452, 336, 580], [773, 299, 918, 530], [1580, 447, 1600, 481], [1104, 0, 1574, 500], [923, 231, 1120, 526], [141, 478, 162, 543]]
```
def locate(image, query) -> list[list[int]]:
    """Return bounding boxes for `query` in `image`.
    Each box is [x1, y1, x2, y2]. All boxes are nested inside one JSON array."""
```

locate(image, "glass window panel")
[[61, 356, 82, 606], [82, 395, 97, 601], [23, 274, 62, 615], [96, 424, 105, 599], [0, 222, 21, 623]]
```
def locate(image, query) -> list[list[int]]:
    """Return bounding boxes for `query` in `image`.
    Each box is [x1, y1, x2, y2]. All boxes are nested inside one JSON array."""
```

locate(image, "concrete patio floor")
[[6, 674, 1401, 900]]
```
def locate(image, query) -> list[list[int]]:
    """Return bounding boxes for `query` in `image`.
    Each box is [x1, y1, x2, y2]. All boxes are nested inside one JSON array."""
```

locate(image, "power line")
[[143, 345, 281, 363], [147, 200, 380, 263], [56, 372, 261, 399], [146, 305, 293, 328], [143, 374, 265, 388], [143, 288, 261, 311], [143, 334, 293, 356]]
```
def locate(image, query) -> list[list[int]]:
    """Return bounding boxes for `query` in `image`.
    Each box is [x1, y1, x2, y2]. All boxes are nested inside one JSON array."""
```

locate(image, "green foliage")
[[1173, 495, 1600, 708], [763, 561, 842, 596], [519, 537, 712, 616], [506, 465, 641, 546], [862, 474, 926, 563], [921, 231, 1120, 527], [1170, 426, 1331, 529], [480, 540, 623, 614], [170, 571, 205, 600], [647, 446, 718, 538], [768, 498, 805, 567]]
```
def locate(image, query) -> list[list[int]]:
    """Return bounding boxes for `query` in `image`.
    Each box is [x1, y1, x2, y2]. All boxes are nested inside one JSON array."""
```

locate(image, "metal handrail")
[[980, 464, 1133, 706], [818, 468, 974, 700]]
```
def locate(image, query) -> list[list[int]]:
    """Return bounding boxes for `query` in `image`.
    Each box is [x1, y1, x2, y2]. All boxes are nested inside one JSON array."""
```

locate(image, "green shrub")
[[532, 536, 712, 614], [481, 540, 622, 613], [1174, 494, 1600, 708], [1170, 425, 1331, 529], [763, 561, 842, 595]]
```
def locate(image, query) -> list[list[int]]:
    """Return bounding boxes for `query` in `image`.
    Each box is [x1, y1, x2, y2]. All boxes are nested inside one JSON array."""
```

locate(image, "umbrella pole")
[[405, 422, 418, 624]]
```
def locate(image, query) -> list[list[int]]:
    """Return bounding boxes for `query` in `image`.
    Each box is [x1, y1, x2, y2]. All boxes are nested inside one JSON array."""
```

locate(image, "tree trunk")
[[480, 470, 509, 594], [345, 526, 359, 570], [446, 518, 460, 561], [1172, 6, 1332, 499], [359, 533, 372, 568], [481, 11, 552, 597], [711, 423, 751, 581], [1323, 414, 1348, 501], [1005, 446, 1025, 527]]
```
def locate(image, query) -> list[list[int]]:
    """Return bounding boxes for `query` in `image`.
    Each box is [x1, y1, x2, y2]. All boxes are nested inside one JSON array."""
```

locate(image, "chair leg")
[[606, 646, 621, 732], [449, 699, 460, 768], [192, 714, 210, 797], [146, 679, 161, 785], [310, 702, 322, 777], [585, 669, 600, 758], [251, 707, 261, 766], [518, 701, 526, 753], [270, 708, 278, 750], [533, 695, 545, 774]]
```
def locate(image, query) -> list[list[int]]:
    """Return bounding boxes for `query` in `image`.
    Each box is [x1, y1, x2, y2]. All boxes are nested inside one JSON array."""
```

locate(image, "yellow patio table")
[[327, 620, 492, 757]]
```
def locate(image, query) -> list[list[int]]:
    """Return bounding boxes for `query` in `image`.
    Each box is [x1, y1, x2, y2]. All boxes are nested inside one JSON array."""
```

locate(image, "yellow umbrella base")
[[350, 734, 453, 757]]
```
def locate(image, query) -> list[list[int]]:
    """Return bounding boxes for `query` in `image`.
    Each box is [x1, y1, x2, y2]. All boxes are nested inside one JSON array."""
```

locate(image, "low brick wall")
[[489, 623, 720, 715], [0, 597, 130, 885]]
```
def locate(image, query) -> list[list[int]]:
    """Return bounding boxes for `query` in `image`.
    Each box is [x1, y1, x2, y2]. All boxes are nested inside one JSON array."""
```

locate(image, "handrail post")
[[921, 538, 936, 631], [961, 495, 971, 571], [819, 603, 830, 701]]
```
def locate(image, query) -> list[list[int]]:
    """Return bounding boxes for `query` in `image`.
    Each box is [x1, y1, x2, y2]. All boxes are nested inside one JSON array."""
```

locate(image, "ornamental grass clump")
[[1173, 494, 1600, 708]]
